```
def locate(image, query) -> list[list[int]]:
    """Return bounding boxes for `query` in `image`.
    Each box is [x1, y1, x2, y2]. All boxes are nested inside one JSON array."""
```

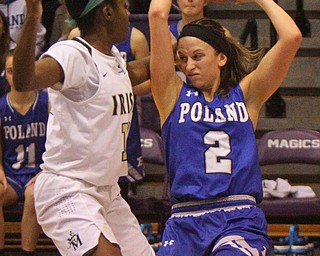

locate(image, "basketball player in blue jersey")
[[149, 0, 302, 255], [12, 0, 155, 255], [0, 49, 49, 256], [170, 0, 209, 39], [116, 24, 149, 200]]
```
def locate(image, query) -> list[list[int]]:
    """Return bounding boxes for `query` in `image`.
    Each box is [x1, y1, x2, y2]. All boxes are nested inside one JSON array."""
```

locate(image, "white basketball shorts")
[[34, 172, 155, 256]]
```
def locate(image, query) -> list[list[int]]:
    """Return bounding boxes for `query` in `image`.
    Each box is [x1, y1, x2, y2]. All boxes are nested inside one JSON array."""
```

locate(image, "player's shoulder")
[[37, 90, 48, 100], [0, 94, 8, 119], [45, 38, 93, 58], [0, 93, 8, 106], [41, 38, 94, 74]]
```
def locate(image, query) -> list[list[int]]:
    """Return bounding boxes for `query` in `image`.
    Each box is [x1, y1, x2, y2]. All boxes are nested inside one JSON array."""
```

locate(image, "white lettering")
[[179, 103, 190, 123], [225, 103, 238, 121], [190, 102, 202, 122], [178, 101, 249, 124], [236, 102, 249, 122], [203, 105, 214, 122], [141, 138, 153, 148], [268, 139, 320, 149], [39, 123, 46, 136], [2, 122, 47, 140], [215, 108, 226, 123]]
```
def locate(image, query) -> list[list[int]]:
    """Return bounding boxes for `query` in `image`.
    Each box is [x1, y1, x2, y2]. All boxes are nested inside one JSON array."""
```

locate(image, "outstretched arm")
[[128, 26, 151, 92], [13, 0, 63, 92], [127, 56, 150, 86], [149, 0, 183, 126], [239, 0, 302, 125]]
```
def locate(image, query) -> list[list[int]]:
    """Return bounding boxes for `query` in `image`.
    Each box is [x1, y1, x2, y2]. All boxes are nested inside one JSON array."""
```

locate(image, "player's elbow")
[[288, 29, 303, 50], [148, 6, 169, 22]]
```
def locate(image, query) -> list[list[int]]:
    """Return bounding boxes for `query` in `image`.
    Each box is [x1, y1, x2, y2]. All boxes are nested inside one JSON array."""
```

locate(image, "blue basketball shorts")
[[6, 173, 35, 201], [157, 195, 272, 256]]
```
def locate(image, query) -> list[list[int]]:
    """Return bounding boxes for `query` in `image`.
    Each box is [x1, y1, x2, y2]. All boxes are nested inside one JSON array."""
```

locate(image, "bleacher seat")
[[257, 128, 320, 224], [128, 128, 170, 235]]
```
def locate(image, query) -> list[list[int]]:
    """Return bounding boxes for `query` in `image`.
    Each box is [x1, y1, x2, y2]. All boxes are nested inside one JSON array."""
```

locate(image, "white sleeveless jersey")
[[41, 38, 133, 186]]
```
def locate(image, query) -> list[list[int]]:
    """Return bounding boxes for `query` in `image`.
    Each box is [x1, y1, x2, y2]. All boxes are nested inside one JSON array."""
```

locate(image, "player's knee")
[[24, 184, 35, 201], [24, 186, 36, 214]]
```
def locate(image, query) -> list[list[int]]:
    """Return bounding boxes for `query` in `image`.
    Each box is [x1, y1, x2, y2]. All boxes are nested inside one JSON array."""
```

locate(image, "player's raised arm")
[[239, 0, 302, 120], [13, 0, 63, 92], [148, 0, 183, 125]]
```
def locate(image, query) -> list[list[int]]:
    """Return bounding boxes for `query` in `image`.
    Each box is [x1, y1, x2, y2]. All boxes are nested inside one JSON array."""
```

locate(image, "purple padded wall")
[[140, 127, 165, 165], [258, 128, 320, 165]]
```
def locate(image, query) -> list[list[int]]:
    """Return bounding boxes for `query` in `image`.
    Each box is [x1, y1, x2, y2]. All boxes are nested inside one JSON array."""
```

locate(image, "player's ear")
[[102, 5, 115, 22], [218, 53, 228, 68]]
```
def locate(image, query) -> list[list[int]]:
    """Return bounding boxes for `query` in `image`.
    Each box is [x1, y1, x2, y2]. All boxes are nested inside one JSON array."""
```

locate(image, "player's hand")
[[25, 0, 43, 21]]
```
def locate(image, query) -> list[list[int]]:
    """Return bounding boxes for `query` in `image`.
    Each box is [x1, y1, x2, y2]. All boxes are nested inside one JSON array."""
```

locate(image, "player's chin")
[[188, 75, 202, 85]]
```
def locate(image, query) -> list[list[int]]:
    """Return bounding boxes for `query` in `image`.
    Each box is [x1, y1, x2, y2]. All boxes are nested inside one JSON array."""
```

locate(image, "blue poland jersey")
[[116, 26, 135, 63], [169, 21, 181, 39], [115, 26, 144, 182], [0, 90, 48, 178], [162, 83, 263, 205]]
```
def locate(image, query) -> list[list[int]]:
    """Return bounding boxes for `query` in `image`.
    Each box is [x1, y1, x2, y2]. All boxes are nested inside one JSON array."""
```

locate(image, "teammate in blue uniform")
[[116, 24, 149, 199], [169, 0, 231, 83], [0, 49, 49, 256], [149, 0, 302, 255], [169, 0, 208, 39]]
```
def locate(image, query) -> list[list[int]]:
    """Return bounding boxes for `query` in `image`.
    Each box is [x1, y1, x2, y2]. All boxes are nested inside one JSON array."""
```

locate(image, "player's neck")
[[8, 90, 37, 115], [82, 33, 113, 56]]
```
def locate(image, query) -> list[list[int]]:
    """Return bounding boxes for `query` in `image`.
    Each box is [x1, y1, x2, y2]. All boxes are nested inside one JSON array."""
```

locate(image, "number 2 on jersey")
[[204, 131, 232, 174]]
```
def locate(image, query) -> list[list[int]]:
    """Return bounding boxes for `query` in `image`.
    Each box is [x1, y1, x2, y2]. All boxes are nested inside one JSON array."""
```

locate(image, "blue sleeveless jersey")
[[116, 26, 135, 62], [169, 21, 180, 39], [116, 25, 144, 182], [0, 90, 48, 179], [162, 83, 263, 205]]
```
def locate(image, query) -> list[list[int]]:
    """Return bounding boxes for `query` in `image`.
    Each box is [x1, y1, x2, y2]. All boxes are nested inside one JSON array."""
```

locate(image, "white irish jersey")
[[41, 38, 133, 186]]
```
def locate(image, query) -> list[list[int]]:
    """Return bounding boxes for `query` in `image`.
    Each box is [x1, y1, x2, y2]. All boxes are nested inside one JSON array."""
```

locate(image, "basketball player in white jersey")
[[12, 0, 155, 255]]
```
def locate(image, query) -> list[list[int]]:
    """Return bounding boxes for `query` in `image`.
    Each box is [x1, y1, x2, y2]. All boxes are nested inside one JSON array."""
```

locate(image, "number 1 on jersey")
[[13, 143, 36, 169], [121, 122, 130, 161]]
